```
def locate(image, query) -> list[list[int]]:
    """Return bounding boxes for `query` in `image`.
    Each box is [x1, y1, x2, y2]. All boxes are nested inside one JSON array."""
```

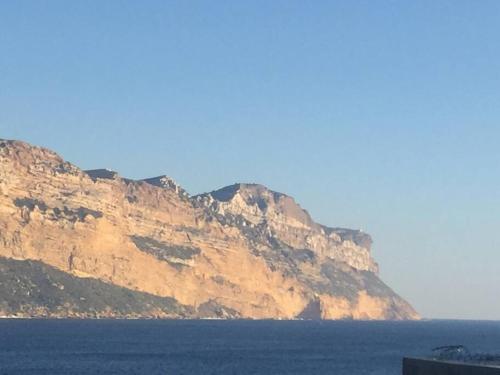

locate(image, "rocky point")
[[0, 139, 418, 320]]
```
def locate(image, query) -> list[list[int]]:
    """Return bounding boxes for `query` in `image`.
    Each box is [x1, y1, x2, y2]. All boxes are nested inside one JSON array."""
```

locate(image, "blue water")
[[0, 319, 499, 374]]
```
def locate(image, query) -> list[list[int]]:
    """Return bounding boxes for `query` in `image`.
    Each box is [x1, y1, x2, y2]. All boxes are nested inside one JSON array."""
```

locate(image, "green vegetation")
[[0, 257, 190, 318]]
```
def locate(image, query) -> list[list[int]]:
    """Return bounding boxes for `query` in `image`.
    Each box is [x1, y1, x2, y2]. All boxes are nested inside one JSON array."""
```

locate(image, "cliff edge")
[[0, 139, 418, 319]]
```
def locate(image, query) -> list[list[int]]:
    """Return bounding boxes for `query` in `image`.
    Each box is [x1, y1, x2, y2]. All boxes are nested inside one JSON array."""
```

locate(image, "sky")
[[1, 1, 499, 320]]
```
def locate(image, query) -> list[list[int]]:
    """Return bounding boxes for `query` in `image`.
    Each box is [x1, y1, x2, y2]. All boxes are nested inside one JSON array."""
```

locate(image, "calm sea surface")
[[0, 319, 499, 374]]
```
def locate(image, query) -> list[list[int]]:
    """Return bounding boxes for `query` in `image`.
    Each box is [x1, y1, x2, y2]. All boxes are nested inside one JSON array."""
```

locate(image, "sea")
[[0, 319, 499, 374]]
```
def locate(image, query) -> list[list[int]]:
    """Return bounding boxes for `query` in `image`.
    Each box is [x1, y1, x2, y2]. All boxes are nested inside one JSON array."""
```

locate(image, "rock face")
[[0, 139, 419, 320], [193, 184, 378, 273]]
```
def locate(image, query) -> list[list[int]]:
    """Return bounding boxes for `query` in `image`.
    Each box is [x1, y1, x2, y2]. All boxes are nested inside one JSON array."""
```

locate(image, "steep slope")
[[0, 257, 190, 318], [193, 183, 377, 273], [0, 139, 418, 319]]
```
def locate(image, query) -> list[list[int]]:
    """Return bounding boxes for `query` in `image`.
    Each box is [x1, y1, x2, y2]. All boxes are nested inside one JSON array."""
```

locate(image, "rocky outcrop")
[[193, 183, 378, 273], [142, 175, 190, 199], [0, 138, 419, 320]]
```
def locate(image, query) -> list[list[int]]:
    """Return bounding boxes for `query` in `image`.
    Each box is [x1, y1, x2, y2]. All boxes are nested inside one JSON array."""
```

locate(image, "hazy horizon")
[[2, 1, 500, 320]]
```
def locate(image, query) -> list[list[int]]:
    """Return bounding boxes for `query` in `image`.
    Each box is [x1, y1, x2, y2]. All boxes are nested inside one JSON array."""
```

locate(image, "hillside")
[[0, 139, 418, 319]]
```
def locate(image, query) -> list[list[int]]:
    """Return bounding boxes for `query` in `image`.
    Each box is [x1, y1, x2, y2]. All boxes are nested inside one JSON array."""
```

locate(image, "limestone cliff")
[[193, 184, 377, 273], [0, 139, 419, 320]]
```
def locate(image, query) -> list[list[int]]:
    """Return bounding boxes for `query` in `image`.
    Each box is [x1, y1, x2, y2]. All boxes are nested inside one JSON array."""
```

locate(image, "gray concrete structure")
[[403, 358, 500, 375]]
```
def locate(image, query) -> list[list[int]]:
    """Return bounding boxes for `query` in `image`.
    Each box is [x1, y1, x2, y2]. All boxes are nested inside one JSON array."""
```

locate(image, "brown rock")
[[0, 139, 418, 319]]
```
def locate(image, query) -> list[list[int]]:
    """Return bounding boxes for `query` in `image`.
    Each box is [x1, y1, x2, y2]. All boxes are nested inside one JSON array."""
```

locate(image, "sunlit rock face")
[[0, 139, 419, 320], [193, 183, 378, 273]]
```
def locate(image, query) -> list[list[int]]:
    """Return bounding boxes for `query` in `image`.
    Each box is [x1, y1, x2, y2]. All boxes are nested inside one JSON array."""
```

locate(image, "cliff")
[[0, 138, 418, 319]]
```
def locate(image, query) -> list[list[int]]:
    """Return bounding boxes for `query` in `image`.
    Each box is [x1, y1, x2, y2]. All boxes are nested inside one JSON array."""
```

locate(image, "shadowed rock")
[[85, 169, 119, 181]]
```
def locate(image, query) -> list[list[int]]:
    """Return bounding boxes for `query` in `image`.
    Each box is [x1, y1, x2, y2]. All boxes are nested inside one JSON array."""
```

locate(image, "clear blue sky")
[[1, 1, 499, 319]]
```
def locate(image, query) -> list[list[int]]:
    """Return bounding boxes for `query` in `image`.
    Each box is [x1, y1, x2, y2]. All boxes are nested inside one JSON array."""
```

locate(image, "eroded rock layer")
[[0, 139, 418, 319]]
